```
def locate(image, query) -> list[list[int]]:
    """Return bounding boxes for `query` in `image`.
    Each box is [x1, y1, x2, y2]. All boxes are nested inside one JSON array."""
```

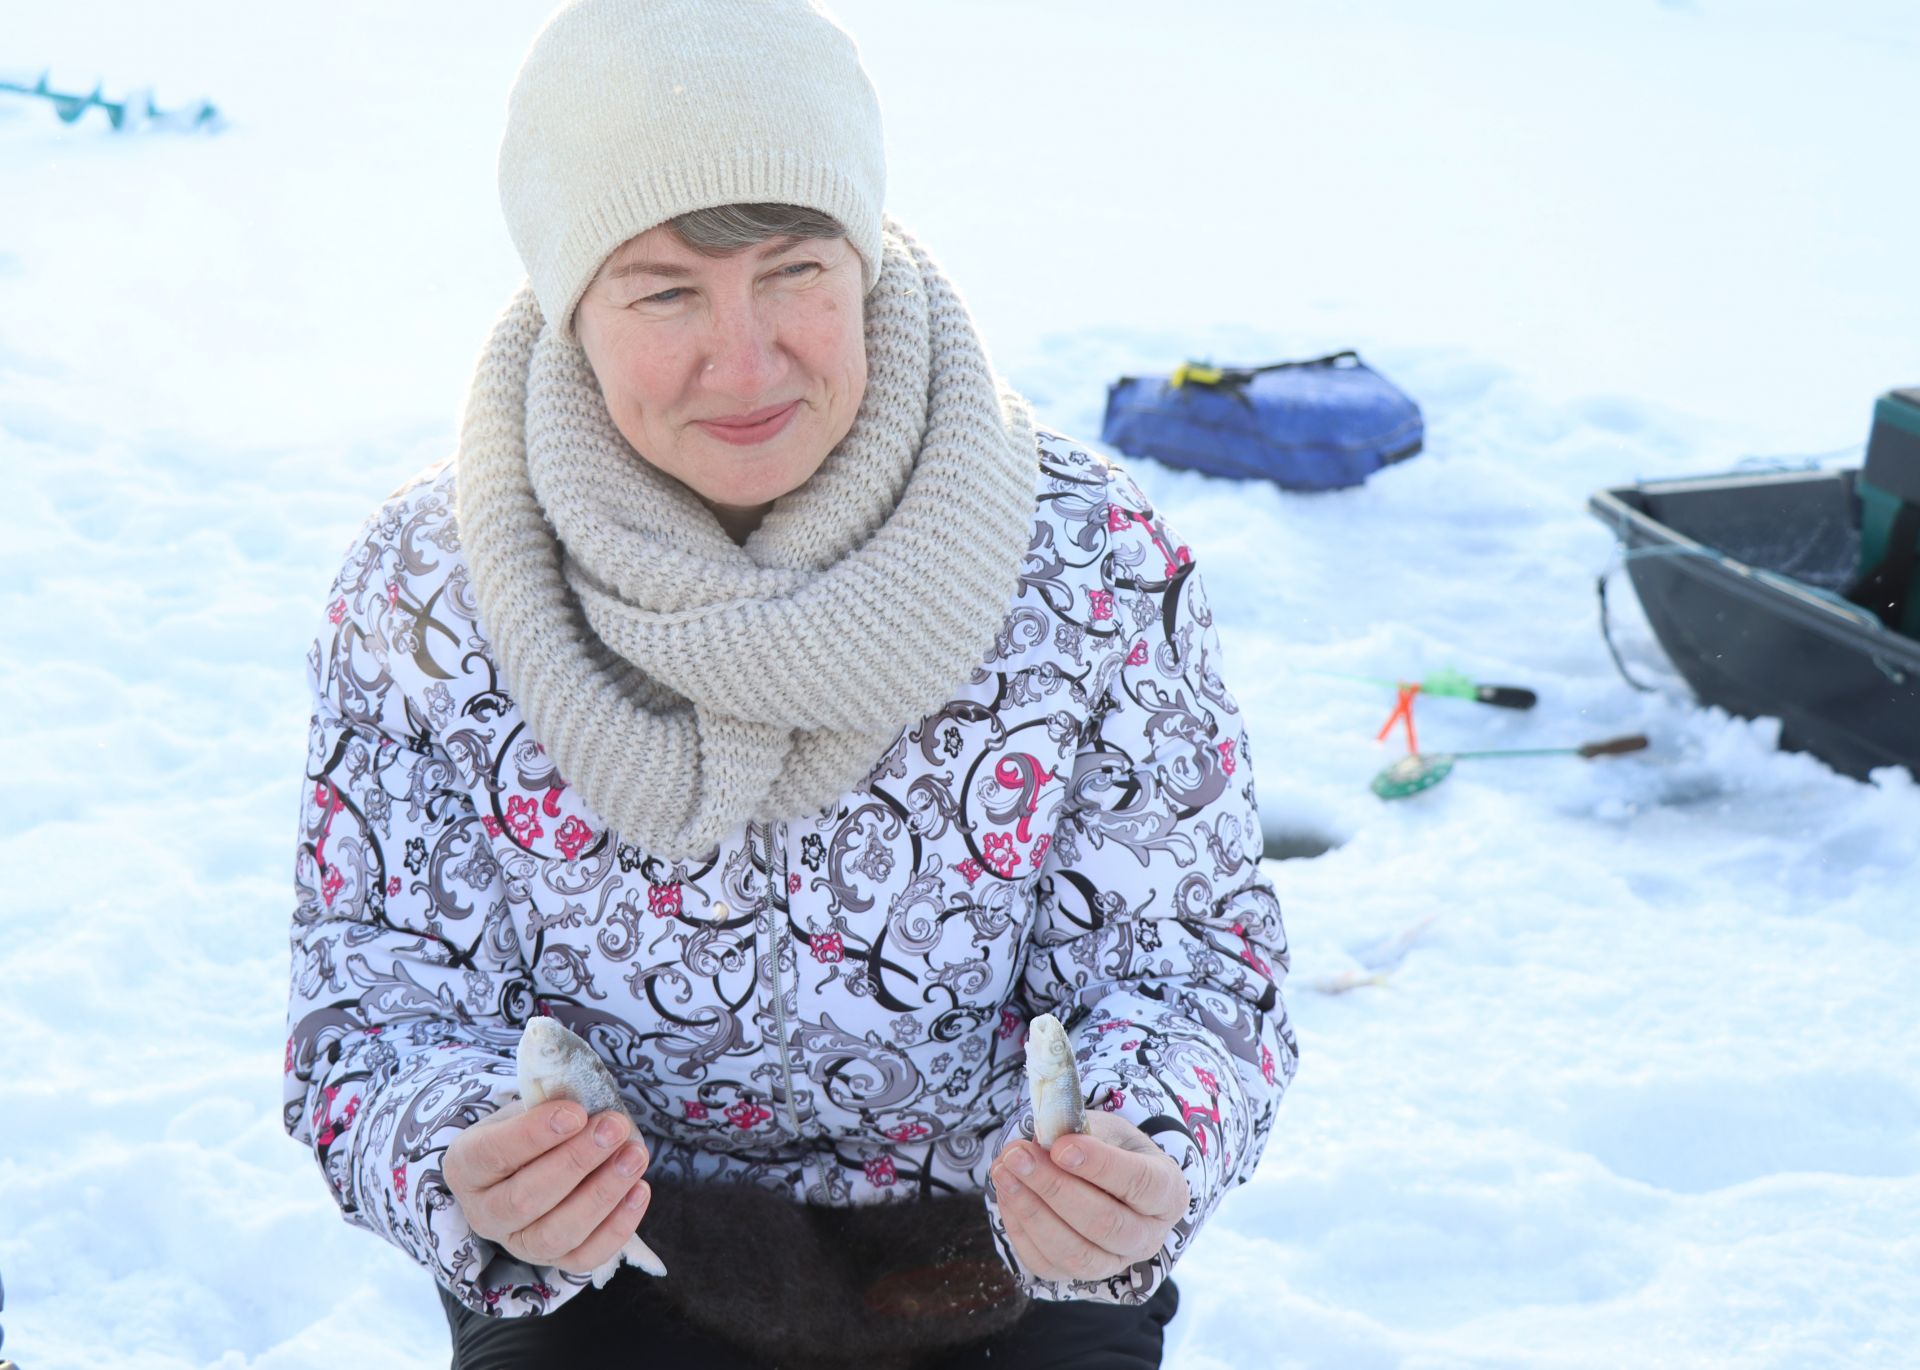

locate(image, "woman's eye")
[[633, 264, 815, 308]]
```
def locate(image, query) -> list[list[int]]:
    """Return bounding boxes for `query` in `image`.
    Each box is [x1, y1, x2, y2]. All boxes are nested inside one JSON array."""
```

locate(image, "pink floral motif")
[[1176, 545, 1192, 565], [386, 876, 402, 897], [1260, 1044, 1277, 1086], [998, 1009, 1022, 1041], [1174, 1092, 1220, 1158], [1219, 738, 1237, 776], [313, 1086, 360, 1147], [1194, 1066, 1220, 1095], [1096, 1019, 1135, 1033], [725, 1099, 771, 1131], [313, 780, 332, 808], [863, 1155, 897, 1187], [985, 751, 1054, 847], [981, 832, 1018, 879], [1121, 1040, 1140, 1051], [1028, 834, 1051, 867], [682, 1099, 709, 1121], [956, 857, 984, 886], [482, 1288, 503, 1310], [811, 931, 844, 964], [327, 598, 346, 625], [386, 581, 400, 607], [1127, 640, 1149, 667], [321, 866, 344, 908], [1106, 504, 1133, 532], [392, 1163, 408, 1202], [1101, 1089, 1127, 1112], [504, 794, 544, 845], [555, 815, 593, 861], [284, 1038, 294, 1075], [542, 784, 566, 819], [1088, 588, 1115, 621], [886, 1121, 930, 1142], [648, 883, 682, 918], [1231, 921, 1273, 978], [788, 873, 802, 894], [480, 815, 502, 839]]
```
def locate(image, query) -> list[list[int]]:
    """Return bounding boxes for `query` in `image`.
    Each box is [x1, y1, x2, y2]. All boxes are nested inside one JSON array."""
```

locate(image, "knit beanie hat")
[[498, 0, 887, 341]]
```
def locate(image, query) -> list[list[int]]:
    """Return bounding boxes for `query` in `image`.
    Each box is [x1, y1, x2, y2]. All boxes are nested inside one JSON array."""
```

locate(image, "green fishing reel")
[[1371, 753, 1456, 799]]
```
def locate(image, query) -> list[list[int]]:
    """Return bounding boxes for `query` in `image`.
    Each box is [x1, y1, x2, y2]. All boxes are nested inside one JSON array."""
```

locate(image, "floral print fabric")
[[283, 431, 1298, 1318]]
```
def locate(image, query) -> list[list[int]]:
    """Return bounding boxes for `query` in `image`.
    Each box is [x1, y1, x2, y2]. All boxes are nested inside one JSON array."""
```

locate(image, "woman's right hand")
[[443, 1098, 653, 1274]]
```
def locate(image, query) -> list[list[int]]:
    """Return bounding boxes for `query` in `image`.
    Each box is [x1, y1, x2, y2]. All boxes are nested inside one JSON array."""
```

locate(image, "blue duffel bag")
[[1099, 350, 1423, 491]]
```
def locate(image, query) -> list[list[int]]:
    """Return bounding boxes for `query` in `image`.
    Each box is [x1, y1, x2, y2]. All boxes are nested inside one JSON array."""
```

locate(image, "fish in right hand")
[[515, 1015, 668, 1284]]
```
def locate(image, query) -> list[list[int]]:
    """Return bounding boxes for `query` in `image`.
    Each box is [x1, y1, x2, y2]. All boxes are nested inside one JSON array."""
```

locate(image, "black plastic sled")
[[1589, 467, 1920, 781]]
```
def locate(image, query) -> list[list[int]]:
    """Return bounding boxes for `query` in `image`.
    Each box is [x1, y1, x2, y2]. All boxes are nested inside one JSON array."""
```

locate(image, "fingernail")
[[616, 1144, 644, 1176], [1010, 1149, 1035, 1177], [624, 1182, 649, 1211], [551, 1107, 583, 1134], [1058, 1144, 1085, 1169], [995, 1168, 1023, 1196], [594, 1115, 625, 1147]]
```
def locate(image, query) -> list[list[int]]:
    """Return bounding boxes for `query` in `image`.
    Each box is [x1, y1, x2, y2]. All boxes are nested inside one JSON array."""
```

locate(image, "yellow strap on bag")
[[1168, 362, 1226, 389]]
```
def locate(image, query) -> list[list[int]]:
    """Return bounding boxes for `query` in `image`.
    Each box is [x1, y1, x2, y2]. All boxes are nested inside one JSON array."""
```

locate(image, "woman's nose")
[[700, 296, 784, 398]]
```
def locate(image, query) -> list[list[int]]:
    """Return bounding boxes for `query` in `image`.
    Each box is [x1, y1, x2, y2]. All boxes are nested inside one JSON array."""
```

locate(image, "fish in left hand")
[[1026, 1012, 1090, 1148]]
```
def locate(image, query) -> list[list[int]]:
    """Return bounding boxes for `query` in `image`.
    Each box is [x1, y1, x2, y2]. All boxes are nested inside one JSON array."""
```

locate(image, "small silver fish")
[[515, 1015, 668, 1283], [1306, 968, 1392, 996], [1026, 1012, 1089, 1148]]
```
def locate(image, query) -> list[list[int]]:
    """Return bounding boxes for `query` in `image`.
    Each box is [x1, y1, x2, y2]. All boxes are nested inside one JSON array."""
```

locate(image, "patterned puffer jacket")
[[282, 428, 1298, 1318]]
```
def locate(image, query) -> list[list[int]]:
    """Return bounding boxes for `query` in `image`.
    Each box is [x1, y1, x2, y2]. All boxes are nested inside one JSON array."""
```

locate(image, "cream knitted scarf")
[[454, 217, 1038, 860]]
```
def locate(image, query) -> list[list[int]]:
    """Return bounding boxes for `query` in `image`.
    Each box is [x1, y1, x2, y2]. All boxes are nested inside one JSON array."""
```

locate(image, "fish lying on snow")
[[1026, 1012, 1090, 1148], [515, 1015, 668, 1283], [1305, 968, 1392, 995]]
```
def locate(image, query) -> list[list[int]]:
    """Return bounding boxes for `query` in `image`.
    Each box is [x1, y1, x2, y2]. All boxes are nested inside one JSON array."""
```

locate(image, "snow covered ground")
[[3, 2, 1917, 1366]]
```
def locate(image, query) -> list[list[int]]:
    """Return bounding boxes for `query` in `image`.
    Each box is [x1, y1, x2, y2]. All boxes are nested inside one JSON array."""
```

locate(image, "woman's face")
[[573, 225, 869, 538]]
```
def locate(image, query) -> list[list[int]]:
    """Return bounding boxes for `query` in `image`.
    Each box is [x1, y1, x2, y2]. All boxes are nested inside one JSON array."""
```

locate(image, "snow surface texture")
[[3, 2, 1917, 1366]]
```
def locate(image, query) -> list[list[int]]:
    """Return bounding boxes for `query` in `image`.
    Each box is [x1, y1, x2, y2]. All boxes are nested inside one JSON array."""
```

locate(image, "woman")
[[282, 2, 1296, 1366]]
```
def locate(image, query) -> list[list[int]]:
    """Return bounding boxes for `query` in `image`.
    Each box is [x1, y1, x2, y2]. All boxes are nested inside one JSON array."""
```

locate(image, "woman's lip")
[[703, 400, 797, 426], [695, 401, 800, 445]]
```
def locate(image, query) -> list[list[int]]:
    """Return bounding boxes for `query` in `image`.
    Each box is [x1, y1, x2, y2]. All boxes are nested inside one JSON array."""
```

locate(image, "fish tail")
[[625, 1235, 668, 1278]]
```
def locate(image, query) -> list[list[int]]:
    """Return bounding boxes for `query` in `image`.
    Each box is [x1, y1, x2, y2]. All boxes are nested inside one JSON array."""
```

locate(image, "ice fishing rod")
[[1304, 667, 1538, 710], [1370, 734, 1649, 799], [1300, 666, 1538, 754], [0, 72, 220, 131]]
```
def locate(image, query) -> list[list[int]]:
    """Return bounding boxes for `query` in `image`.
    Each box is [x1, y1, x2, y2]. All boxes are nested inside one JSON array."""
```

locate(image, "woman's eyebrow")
[[606, 235, 809, 282]]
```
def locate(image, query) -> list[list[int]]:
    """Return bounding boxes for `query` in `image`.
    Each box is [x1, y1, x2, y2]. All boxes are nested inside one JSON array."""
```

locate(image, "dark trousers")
[[439, 1269, 1178, 1370]]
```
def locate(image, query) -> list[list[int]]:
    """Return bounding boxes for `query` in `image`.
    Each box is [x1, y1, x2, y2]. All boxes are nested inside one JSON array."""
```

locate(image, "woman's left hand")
[[989, 1110, 1190, 1283]]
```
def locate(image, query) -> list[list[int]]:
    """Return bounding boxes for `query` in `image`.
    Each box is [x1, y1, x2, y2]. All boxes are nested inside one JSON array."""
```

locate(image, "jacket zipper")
[[757, 818, 814, 1193]]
